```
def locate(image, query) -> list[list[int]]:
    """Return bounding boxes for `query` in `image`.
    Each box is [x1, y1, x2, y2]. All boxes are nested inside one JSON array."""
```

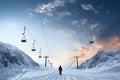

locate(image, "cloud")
[[56, 29, 76, 38], [90, 23, 98, 30], [80, 18, 88, 26], [81, 4, 98, 14], [97, 18, 120, 40], [72, 20, 79, 25], [81, 4, 94, 11], [66, 35, 120, 64], [67, 0, 76, 3], [27, 12, 33, 18], [42, 18, 49, 25], [35, 0, 76, 16], [68, 43, 97, 63], [35, 0, 66, 16], [68, 36, 120, 63], [24, 9, 33, 18], [58, 11, 72, 17], [71, 18, 98, 43], [96, 36, 120, 50]]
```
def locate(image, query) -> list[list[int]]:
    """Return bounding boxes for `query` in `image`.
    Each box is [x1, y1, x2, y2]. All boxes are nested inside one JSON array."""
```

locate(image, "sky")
[[0, 0, 120, 67]]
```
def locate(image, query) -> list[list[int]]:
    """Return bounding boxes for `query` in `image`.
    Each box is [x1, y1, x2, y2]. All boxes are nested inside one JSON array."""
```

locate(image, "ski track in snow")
[[11, 69, 79, 80], [20, 71, 79, 80], [8, 69, 120, 80]]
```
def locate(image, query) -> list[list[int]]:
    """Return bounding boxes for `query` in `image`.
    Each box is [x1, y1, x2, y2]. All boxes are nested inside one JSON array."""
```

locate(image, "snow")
[[0, 42, 120, 80], [0, 42, 39, 68], [79, 49, 120, 69], [2, 68, 119, 80]]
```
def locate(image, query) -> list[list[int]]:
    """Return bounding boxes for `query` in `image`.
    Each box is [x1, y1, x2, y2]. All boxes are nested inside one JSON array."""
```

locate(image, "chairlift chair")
[[21, 37, 27, 42], [31, 48, 36, 51], [39, 55, 42, 58], [88, 30, 94, 44], [89, 40, 94, 44], [31, 40, 36, 51], [38, 48, 42, 58], [21, 39, 26, 42], [21, 26, 27, 43]]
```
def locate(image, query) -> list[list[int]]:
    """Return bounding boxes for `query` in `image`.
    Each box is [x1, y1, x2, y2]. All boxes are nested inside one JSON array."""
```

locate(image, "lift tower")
[[44, 56, 49, 67]]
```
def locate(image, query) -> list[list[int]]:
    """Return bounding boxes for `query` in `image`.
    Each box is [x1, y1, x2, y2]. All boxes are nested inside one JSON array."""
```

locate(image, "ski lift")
[[31, 40, 36, 51], [88, 34, 94, 44], [87, 28, 94, 44], [21, 38, 26, 42], [31, 48, 36, 51], [89, 40, 94, 44], [21, 26, 27, 42], [38, 48, 42, 58], [39, 55, 42, 58], [89, 36, 94, 44]]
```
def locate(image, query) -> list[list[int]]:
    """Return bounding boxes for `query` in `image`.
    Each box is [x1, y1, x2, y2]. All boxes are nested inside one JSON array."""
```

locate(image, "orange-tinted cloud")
[[95, 36, 120, 50], [68, 43, 96, 64], [66, 36, 120, 66]]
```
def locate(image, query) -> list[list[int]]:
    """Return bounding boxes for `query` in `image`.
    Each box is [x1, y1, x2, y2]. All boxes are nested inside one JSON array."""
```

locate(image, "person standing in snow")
[[58, 65, 62, 75]]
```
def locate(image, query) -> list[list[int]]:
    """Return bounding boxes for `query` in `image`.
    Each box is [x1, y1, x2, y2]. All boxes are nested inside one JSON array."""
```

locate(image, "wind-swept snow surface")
[[0, 42, 40, 80], [0, 43, 120, 80], [79, 50, 120, 70], [9, 68, 120, 80], [0, 42, 39, 68]]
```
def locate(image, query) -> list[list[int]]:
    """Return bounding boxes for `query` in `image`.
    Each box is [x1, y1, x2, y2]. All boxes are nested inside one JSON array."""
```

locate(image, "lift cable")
[[27, 28, 44, 57], [83, 26, 94, 44], [39, 15, 52, 58]]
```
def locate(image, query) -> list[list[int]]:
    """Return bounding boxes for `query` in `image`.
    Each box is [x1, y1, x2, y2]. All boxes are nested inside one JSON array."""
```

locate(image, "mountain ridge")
[[79, 49, 120, 70], [0, 42, 39, 69]]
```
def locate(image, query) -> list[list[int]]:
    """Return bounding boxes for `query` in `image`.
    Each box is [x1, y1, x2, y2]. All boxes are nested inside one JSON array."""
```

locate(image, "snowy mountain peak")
[[79, 49, 120, 69], [0, 42, 39, 68]]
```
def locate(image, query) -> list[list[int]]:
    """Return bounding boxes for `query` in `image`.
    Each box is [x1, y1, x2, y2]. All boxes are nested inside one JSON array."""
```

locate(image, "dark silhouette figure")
[[58, 65, 62, 75]]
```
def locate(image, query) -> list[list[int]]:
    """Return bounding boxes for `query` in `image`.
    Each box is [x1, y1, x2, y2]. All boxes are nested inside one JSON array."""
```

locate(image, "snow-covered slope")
[[0, 42, 39, 69], [0, 42, 120, 80], [79, 49, 120, 70]]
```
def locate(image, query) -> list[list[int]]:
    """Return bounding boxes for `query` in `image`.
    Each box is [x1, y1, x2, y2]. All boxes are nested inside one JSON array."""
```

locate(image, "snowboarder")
[[58, 65, 62, 75]]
